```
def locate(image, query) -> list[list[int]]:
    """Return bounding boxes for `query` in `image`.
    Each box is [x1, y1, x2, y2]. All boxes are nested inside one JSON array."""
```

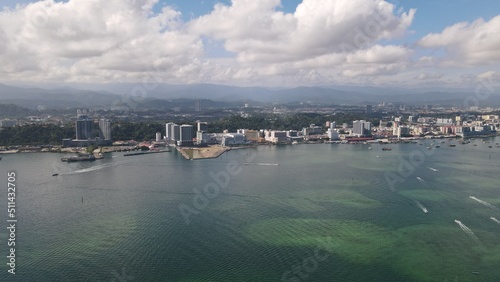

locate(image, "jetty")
[[177, 146, 230, 160]]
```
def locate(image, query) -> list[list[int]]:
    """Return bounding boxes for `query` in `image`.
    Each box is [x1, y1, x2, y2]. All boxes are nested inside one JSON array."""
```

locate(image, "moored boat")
[[61, 154, 96, 162]]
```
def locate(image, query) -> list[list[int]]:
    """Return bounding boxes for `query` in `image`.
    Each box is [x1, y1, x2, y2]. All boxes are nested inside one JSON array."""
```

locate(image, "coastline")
[[1, 133, 498, 157]]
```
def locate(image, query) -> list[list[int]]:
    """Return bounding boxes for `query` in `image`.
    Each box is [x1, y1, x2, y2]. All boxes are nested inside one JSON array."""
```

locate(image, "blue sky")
[[0, 0, 499, 87]]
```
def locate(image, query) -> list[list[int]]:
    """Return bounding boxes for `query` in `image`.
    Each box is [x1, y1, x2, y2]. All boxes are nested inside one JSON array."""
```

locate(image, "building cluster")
[[62, 110, 112, 147], [164, 114, 499, 148], [166, 123, 195, 147], [164, 121, 339, 147], [384, 114, 499, 138]]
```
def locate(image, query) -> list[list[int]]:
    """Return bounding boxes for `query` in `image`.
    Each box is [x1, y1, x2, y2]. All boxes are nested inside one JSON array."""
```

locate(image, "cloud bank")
[[0, 0, 498, 87]]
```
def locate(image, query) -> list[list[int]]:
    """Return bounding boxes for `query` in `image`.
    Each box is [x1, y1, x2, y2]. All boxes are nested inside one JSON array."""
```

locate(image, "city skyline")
[[0, 0, 498, 89]]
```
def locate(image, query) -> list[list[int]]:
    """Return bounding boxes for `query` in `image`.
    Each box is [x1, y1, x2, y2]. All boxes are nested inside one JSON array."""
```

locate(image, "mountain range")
[[1, 83, 499, 109]]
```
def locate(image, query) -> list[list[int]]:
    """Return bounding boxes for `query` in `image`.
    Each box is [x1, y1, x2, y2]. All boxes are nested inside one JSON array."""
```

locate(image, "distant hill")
[[0, 103, 35, 118], [0, 83, 120, 109], [1, 82, 499, 108]]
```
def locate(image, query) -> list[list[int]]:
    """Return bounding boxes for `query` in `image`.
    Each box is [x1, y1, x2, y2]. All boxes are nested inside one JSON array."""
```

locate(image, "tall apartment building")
[[98, 119, 112, 140], [352, 120, 371, 137]]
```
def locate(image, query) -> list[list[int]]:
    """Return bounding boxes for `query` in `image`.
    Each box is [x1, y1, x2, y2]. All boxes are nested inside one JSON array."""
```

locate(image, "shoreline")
[[1, 134, 498, 156]]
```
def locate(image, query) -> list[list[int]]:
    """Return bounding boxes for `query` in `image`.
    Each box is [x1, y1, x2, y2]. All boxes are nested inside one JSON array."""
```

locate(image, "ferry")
[[61, 154, 96, 162]]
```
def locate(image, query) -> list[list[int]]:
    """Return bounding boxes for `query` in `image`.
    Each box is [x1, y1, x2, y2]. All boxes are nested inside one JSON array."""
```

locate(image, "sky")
[[0, 0, 499, 89]]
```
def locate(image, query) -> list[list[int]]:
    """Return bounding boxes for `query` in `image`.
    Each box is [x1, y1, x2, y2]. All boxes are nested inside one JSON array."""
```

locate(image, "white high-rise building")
[[166, 123, 180, 143], [327, 129, 340, 140], [352, 120, 371, 137], [98, 119, 112, 140]]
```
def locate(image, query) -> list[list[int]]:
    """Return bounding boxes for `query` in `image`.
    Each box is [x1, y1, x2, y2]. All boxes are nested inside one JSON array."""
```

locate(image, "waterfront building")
[[352, 120, 371, 137], [165, 123, 175, 142], [76, 115, 95, 140], [394, 126, 411, 138], [98, 119, 112, 141], [178, 124, 193, 147], [166, 123, 180, 143], [222, 133, 247, 146], [456, 125, 496, 137], [239, 129, 259, 143], [156, 132, 162, 142], [196, 131, 208, 145], [265, 131, 288, 144], [327, 129, 340, 140]]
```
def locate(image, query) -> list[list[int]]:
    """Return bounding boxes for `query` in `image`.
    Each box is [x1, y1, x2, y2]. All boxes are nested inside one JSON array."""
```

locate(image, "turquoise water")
[[0, 138, 499, 281]]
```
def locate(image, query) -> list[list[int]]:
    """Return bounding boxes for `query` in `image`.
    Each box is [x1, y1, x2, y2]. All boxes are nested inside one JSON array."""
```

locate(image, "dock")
[[177, 146, 230, 160]]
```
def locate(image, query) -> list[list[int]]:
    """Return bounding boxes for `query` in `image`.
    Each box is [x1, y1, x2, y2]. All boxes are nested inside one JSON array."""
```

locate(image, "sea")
[[1, 137, 500, 281]]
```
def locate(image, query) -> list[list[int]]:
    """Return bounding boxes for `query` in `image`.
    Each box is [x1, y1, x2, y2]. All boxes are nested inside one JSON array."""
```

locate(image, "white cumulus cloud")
[[418, 15, 500, 66], [0, 0, 439, 86], [0, 0, 203, 83]]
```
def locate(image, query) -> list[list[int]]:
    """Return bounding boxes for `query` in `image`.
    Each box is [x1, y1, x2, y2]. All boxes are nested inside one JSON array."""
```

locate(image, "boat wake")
[[491, 217, 500, 225], [243, 163, 279, 166], [67, 162, 124, 175], [454, 220, 479, 242], [469, 196, 498, 210], [415, 200, 428, 213], [428, 167, 438, 172]]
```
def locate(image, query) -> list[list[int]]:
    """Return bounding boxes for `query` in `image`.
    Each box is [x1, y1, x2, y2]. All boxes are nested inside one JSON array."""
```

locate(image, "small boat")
[[449, 144, 456, 147], [382, 147, 392, 151], [52, 173, 59, 176]]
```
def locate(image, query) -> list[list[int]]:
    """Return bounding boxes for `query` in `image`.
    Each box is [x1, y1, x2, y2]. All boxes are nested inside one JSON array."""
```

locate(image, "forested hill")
[[0, 104, 35, 118]]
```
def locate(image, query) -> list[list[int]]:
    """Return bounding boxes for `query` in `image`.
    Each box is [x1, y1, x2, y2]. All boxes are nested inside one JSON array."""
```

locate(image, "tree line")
[[0, 113, 377, 146]]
